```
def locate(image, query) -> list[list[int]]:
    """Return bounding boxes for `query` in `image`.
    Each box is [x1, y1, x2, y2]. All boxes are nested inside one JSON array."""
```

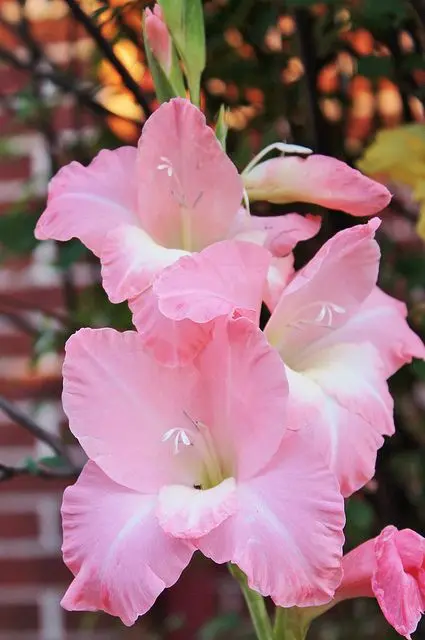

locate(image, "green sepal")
[[143, 17, 185, 104], [158, 0, 206, 106], [215, 105, 229, 151]]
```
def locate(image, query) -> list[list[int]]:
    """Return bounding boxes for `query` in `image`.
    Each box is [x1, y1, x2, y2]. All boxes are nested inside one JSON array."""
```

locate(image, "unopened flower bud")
[[144, 4, 172, 75]]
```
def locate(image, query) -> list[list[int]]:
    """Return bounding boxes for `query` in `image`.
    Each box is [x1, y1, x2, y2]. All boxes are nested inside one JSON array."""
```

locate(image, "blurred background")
[[0, 0, 424, 638]]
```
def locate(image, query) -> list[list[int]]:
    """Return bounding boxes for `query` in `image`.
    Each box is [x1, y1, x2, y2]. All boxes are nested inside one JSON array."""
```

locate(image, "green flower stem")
[[273, 607, 309, 640], [228, 564, 273, 640]]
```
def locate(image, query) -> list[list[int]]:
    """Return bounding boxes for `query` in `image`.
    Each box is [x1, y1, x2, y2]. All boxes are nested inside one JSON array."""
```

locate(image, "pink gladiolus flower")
[[35, 98, 318, 311], [144, 4, 172, 74], [243, 153, 392, 216], [129, 239, 271, 365], [150, 221, 425, 495], [61, 318, 345, 625], [332, 526, 425, 638]]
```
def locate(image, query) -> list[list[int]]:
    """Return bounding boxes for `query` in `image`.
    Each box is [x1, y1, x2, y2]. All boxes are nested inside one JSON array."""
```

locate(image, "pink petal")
[[243, 155, 391, 216], [61, 462, 193, 626], [230, 209, 321, 256], [264, 254, 295, 312], [154, 240, 270, 324], [195, 431, 345, 607], [247, 213, 321, 255], [137, 98, 243, 251], [62, 328, 206, 493], [285, 342, 394, 497], [101, 224, 188, 303], [373, 526, 425, 638], [265, 220, 381, 359], [338, 539, 376, 601], [191, 317, 289, 481], [157, 478, 237, 538], [130, 286, 213, 367], [317, 287, 425, 379], [35, 148, 138, 256]]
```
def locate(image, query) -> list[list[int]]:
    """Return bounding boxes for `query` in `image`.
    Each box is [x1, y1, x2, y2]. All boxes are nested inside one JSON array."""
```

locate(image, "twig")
[[0, 460, 81, 482], [0, 310, 39, 337], [102, 0, 141, 47], [0, 45, 137, 123], [0, 396, 75, 470], [0, 294, 69, 326], [64, 0, 152, 116]]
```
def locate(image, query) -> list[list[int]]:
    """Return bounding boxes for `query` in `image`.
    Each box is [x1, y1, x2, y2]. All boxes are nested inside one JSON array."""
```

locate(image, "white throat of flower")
[[162, 412, 224, 489]]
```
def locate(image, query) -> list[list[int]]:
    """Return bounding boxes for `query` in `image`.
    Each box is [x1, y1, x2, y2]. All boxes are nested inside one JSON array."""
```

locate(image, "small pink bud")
[[144, 4, 172, 74]]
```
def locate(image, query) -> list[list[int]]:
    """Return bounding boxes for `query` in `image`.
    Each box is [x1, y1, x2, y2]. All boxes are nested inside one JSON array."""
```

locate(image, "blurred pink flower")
[[144, 4, 172, 74], [334, 525, 425, 638], [60, 318, 344, 625]]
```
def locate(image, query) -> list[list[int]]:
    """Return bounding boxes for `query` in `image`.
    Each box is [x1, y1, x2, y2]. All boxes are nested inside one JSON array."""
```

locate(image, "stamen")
[[162, 428, 193, 455], [157, 156, 174, 177], [288, 301, 346, 330], [242, 141, 313, 176]]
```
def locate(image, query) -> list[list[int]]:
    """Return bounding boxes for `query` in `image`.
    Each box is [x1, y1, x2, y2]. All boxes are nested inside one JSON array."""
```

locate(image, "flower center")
[[287, 300, 346, 330], [157, 156, 204, 252], [162, 412, 225, 490]]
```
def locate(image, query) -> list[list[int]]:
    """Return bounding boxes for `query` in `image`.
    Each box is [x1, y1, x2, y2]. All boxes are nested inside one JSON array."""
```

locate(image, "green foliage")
[[159, 0, 206, 105], [142, 10, 186, 103], [358, 0, 408, 28], [215, 105, 229, 151], [55, 239, 88, 270], [198, 613, 242, 640], [144, 35, 182, 103], [357, 55, 394, 80], [344, 497, 376, 547], [0, 210, 39, 258]]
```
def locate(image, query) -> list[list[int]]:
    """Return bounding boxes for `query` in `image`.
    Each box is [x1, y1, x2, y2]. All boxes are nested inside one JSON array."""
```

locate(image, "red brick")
[[0, 604, 38, 631], [0, 156, 31, 181], [0, 334, 33, 358], [0, 65, 28, 94], [0, 513, 38, 539], [0, 375, 62, 400], [31, 18, 86, 43], [3, 476, 71, 494], [0, 556, 71, 585], [0, 423, 34, 447]]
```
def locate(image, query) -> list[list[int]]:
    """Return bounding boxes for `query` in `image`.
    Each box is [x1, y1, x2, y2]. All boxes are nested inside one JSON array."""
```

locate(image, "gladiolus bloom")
[[149, 222, 425, 495], [35, 99, 319, 315], [61, 318, 345, 625], [243, 153, 392, 216], [315, 526, 425, 639]]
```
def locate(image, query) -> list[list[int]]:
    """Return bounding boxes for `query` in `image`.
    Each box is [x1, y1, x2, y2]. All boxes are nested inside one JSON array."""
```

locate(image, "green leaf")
[[357, 55, 394, 80], [159, 0, 206, 106], [286, 0, 337, 6], [143, 21, 184, 103], [198, 613, 241, 640], [345, 497, 375, 546], [358, 0, 407, 28], [0, 210, 39, 258], [215, 105, 228, 151], [143, 8, 186, 103], [38, 455, 67, 470], [55, 239, 87, 270], [24, 457, 39, 475], [412, 359, 425, 380]]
